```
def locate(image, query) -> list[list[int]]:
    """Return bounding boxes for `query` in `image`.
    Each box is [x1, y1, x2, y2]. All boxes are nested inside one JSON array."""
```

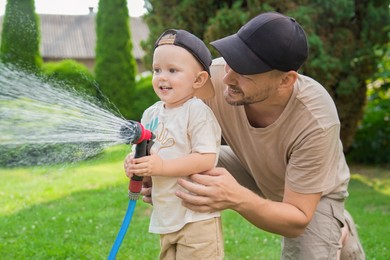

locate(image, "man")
[[172, 12, 365, 259]]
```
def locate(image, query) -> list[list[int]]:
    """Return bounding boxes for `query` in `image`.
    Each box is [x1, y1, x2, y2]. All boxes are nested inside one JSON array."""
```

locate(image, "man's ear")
[[193, 71, 209, 89], [280, 71, 298, 88]]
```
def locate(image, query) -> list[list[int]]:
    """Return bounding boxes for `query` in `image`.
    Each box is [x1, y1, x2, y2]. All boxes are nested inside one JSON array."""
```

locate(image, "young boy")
[[124, 29, 223, 259]]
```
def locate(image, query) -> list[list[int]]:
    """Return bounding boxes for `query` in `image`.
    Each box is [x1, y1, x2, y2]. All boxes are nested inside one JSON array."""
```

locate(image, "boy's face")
[[152, 45, 203, 108]]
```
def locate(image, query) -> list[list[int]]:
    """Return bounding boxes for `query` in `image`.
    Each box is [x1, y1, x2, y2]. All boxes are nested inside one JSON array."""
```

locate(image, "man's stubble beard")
[[223, 91, 263, 106]]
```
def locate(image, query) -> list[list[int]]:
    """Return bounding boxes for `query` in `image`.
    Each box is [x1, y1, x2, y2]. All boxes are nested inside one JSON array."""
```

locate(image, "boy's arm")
[[130, 153, 216, 177]]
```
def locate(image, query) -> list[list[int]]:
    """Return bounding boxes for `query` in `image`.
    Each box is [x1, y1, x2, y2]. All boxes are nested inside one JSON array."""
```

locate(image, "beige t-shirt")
[[141, 97, 221, 234], [206, 58, 350, 202]]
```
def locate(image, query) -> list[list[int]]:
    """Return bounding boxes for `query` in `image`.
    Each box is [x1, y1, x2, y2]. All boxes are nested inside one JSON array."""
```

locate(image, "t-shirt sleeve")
[[286, 124, 341, 194], [187, 101, 221, 155]]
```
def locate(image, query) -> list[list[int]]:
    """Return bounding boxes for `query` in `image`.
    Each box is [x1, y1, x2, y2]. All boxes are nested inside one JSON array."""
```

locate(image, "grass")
[[0, 145, 389, 259]]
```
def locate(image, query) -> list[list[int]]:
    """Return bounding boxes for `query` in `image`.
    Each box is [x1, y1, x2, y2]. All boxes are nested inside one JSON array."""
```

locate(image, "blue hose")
[[108, 200, 137, 260]]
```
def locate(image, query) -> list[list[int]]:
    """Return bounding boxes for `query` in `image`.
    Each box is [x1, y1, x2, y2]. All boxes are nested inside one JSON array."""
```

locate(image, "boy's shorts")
[[159, 217, 224, 260]]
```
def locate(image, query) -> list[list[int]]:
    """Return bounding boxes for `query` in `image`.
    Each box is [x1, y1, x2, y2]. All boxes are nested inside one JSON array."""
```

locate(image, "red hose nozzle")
[[133, 122, 153, 144], [128, 176, 143, 200], [119, 120, 153, 145], [127, 132, 154, 200]]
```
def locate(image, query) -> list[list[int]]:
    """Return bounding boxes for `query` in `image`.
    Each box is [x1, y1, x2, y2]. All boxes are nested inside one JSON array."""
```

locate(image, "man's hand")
[[176, 166, 321, 238], [176, 167, 242, 212], [141, 176, 153, 204]]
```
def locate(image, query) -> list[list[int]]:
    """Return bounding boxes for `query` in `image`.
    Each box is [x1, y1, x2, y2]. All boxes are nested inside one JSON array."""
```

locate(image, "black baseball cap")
[[210, 12, 309, 75], [155, 29, 212, 74], [155, 29, 214, 99]]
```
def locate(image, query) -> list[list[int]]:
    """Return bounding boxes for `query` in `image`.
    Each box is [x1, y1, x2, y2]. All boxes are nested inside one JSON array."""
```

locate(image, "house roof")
[[0, 14, 149, 60]]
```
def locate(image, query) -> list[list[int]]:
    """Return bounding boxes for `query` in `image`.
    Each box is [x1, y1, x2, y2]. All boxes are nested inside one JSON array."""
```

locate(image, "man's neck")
[[244, 86, 294, 128]]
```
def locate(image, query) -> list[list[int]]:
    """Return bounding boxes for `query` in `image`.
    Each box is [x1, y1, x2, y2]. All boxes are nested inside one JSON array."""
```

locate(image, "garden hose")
[[108, 122, 154, 259]]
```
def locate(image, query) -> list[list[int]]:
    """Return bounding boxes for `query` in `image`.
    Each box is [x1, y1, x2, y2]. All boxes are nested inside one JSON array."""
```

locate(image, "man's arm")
[[176, 167, 321, 237], [235, 183, 321, 237]]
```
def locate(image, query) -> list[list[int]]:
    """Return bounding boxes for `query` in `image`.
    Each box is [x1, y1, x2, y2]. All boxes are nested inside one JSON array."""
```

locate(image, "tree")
[[292, 0, 389, 151], [141, 0, 222, 67], [0, 0, 42, 71], [95, 0, 137, 119], [142, 0, 389, 151]]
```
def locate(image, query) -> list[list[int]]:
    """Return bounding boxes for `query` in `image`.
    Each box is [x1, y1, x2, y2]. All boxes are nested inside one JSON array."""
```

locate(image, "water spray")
[[0, 65, 148, 166], [108, 121, 154, 260], [0, 65, 154, 258]]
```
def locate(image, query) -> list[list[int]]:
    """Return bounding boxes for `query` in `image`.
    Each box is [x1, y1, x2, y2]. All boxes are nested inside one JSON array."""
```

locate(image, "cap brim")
[[194, 77, 214, 100], [210, 34, 272, 75]]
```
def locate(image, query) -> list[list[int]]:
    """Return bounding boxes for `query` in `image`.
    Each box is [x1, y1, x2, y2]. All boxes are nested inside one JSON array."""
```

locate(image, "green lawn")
[[0, 145, 389, 259]]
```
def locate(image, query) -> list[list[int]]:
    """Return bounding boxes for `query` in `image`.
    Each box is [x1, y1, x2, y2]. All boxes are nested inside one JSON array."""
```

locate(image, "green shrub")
[[0, 0, 42, 72], [348, 45, 390, 165], [348, 83, 390, 165], [0, 143, 104, 167], [41, 60, 98, 98], [129, 73, 159, 121]]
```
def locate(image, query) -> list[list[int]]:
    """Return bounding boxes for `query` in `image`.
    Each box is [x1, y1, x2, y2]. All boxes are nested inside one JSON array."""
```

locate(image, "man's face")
[[222, 64, 281, 106]]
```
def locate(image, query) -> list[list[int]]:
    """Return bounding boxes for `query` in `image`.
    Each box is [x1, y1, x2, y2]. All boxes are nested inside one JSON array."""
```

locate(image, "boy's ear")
[[193, 71, 209, 89]]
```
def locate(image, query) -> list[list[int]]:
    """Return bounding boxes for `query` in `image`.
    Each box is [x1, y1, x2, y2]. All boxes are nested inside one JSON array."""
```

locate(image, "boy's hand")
[[124, 153, 135, 178], [127, 154, 164, 177]]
